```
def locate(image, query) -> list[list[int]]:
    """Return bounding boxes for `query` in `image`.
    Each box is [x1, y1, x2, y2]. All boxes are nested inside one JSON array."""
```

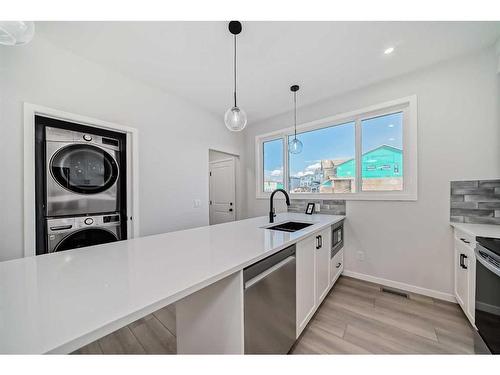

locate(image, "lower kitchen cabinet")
[[453, 229, 476, 325], [330, 248, 344, 286], [315, 227, 332, 304], [296, 226, 334, 338]]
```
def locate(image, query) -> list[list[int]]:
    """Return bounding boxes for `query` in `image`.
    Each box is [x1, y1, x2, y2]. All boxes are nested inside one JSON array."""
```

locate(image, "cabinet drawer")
[[454, 229, 475, 249], [330, 249, 343, 285]]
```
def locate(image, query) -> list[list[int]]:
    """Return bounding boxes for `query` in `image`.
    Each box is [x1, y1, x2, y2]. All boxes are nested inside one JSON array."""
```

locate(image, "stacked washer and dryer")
[[37, 119, 127, 254]]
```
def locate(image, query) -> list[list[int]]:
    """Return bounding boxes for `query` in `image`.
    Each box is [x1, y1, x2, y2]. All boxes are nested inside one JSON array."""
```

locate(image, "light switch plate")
[[315, 203, 320, 212], [193, 199, 201, 208]]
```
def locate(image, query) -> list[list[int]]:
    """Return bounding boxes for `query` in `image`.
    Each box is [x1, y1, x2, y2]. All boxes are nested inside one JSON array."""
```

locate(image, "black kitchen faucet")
[[269, 189, 290, 223]]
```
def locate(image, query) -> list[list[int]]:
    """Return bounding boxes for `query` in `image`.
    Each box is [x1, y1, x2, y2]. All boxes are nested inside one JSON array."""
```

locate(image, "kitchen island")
[[0, 213, 344, 354]]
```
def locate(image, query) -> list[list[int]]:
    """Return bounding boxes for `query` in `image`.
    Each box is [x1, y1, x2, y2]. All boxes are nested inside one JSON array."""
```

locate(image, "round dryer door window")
[[55, 228, 118, 252], [51, 144, 119, 194]]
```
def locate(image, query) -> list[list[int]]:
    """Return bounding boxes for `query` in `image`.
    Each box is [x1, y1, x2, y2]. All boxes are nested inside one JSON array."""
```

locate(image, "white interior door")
[[209, 158, 236, 225]]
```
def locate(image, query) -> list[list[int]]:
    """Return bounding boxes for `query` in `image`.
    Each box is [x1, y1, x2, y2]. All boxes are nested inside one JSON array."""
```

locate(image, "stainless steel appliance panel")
[[244, 245, 296, 354], [475, 239, 500, 354], [331, 220, 344, 258], [46, 127, 120, 216]]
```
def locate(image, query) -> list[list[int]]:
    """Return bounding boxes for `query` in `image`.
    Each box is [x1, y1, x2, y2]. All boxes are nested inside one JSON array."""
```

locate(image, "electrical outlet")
[[356, 251, 365, 261], [315, 203, 320, 212], [193, 199, 201, 208]]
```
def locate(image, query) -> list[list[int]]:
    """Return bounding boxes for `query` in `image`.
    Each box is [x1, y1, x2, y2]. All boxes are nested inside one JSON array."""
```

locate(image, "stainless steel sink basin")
[[266, 221, 313, 233]]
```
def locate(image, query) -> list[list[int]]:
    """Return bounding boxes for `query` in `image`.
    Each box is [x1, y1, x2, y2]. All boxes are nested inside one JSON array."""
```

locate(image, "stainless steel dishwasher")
[[244, 245, 296, 354]]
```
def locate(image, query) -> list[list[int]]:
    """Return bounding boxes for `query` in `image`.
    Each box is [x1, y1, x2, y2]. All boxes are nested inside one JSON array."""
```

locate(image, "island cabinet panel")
[[296, 235, 316, 338], [315, 227, 332, 305], [176, 271, 244, 354]]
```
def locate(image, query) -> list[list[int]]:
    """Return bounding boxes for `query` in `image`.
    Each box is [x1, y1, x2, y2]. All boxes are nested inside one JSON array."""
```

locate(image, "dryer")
[[46, 213, 122, 253], [46, 126, 120, 216]]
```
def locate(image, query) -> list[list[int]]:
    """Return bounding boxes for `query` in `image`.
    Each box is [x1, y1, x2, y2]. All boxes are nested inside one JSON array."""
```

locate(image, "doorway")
[[209, 150, 237, 225]]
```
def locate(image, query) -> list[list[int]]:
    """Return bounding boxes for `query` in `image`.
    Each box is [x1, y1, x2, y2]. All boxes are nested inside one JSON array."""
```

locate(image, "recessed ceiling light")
[[388, 124, 394, 128], [384, 47, 395, 55]]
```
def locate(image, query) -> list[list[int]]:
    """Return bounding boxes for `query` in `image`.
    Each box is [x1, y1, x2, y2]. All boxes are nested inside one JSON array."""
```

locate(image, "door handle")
[[336, 262, 342, 268], [460, 238, 471, 244], [460, 254, 468, 269], [315, 236, 320, 249]]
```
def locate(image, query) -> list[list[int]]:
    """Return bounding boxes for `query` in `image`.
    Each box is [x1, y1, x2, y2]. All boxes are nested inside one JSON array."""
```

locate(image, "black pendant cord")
[[233, 34, 237, 108], [294, 91, 297, 139]]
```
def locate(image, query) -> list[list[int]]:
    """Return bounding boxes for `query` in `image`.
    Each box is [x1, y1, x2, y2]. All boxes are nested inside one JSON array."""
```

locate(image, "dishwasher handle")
[[244, 256, 295, 289]]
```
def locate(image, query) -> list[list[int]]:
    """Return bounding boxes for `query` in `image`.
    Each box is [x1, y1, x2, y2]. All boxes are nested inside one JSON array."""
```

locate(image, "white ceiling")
[[37, 21, 500, 125]]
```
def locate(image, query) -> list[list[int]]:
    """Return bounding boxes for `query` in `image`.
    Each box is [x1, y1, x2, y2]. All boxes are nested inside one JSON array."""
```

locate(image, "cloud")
[[293, 170, 314, 178], [305, 162, 321, 171], [270, 169, 282, 177], [291, 162, 321, 178]]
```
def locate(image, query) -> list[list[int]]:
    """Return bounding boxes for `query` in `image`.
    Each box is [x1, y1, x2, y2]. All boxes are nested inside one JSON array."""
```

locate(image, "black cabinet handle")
[[229, 208, 233, 212], [460, 254, 468, 269], [460, 238, 470, 244], [319, 235, 322, 249], [336, 262, 342, 268], [315, 236, 321, 249]]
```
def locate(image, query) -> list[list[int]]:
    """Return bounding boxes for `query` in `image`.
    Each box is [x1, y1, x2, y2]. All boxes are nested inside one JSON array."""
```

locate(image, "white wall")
[[244, 47, 500, 298], [0, 34, 244, 262]]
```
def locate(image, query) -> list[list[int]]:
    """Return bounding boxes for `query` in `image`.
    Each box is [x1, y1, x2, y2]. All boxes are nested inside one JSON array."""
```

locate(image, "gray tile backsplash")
[[450, 180, 500, 224], [287, 199, 346, 215]]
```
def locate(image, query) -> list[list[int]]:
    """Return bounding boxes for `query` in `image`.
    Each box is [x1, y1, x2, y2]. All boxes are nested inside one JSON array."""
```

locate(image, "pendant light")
[[224, 21, 247, 132], [289, 85, 303, 154]]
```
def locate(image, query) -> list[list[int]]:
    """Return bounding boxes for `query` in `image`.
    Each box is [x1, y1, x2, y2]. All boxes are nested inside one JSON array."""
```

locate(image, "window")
[[263, 138, 284, 193], [361, 112, 403, 191], [256, 96, 417, 200], [288, 121, 355, 194]]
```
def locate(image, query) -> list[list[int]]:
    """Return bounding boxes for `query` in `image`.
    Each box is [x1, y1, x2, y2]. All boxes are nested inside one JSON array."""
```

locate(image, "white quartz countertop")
[[450, 222, 500, 239], [0, 213, 344, 354]]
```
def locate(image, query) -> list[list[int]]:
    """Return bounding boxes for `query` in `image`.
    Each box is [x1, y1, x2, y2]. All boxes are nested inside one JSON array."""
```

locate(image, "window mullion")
[[355, 118, 362, 194], [283, 134, 289, 192]]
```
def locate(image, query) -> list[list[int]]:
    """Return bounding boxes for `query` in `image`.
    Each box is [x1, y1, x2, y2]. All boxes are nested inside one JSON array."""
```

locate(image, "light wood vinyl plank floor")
[[74, 276, 487, 355]]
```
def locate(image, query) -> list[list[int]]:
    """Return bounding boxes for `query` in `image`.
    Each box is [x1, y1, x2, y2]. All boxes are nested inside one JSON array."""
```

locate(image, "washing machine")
[[46, 126, 121, 216], [46, 213, 122, 253]]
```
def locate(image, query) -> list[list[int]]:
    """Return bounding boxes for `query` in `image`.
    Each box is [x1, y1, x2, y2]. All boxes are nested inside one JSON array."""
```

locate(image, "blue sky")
[[264, 112, 403, 179]]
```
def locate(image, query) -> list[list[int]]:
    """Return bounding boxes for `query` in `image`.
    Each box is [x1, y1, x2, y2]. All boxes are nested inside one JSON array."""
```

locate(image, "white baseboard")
[[342, 270, 457, 303]]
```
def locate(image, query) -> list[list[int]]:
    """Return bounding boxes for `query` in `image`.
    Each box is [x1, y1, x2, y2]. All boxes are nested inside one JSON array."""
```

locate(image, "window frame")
[[255, 95, 417, 201]]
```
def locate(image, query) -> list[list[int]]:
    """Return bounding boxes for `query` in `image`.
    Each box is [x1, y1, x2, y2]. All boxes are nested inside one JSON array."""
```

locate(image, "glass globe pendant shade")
[[0, 21, 35, 46], [289, 137, 303, 154], [224, 106, 247, 131]]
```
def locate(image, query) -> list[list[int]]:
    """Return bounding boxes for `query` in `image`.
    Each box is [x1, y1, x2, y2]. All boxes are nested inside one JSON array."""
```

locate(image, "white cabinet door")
[[315, 227, 331, 305], [466, 247, 476, 322], [296, 236, 316, 337], [454, 238, 470, 315], [330, 249, 344, 286]]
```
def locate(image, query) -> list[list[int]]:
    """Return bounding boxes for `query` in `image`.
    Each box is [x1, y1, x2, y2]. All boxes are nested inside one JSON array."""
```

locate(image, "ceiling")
[[37, 21, 500, 125]]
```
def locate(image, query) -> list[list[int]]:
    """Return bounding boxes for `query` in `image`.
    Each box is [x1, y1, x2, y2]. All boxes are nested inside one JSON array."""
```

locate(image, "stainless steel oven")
[[331, 220, 344, 258], [475, 237, 500, 354]]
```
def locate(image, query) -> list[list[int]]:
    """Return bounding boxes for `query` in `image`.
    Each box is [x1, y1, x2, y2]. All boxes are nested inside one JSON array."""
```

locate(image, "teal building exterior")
[[335, 145, 403, 179]]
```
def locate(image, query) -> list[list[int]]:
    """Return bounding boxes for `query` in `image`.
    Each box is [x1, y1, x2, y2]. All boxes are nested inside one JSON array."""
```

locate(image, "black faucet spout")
[[269, 188, 291, 223]]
